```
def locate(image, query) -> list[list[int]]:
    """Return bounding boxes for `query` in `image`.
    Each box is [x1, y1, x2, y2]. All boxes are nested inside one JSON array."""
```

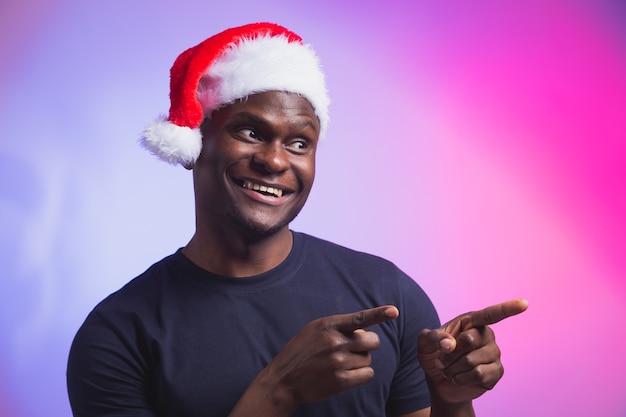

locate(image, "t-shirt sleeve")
[[385, 272, 441, 417], [67, 304, 158, 417]]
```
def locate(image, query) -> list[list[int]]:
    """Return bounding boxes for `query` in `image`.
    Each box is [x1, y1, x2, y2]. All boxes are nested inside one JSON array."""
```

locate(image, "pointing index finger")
[[466, 298, 529, 328], [332, 306, 399, 333]]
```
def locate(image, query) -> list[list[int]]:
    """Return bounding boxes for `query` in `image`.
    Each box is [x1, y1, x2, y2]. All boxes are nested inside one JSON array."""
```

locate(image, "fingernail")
[[434, 359, 445, 370], [439, 338, 453, 351]]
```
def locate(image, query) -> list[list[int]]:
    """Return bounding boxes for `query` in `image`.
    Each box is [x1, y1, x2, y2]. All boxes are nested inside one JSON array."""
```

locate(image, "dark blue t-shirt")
[[67, 232, 440, 416]]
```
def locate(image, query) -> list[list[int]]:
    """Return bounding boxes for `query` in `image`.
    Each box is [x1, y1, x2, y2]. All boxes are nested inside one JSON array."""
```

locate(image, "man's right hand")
[[262, 306, 399, 407]]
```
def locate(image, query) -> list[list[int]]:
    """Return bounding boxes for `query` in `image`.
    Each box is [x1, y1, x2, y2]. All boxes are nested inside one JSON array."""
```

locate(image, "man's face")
[[193, 91, 320, 239]]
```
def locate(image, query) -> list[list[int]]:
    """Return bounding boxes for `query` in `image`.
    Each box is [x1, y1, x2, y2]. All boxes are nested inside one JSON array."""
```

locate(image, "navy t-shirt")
[[67, 232, 440, 416]]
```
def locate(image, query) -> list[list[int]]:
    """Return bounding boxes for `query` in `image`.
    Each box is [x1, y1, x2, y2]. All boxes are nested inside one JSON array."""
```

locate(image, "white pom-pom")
[[140, 116, 202, 166]]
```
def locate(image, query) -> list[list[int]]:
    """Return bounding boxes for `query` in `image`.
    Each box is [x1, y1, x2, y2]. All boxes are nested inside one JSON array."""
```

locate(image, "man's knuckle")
[[329, 352, 347, 368], [464, 354, 478, 368], [334, 369, 352, 388], [474, 366, 488, 384], [328, 335, 347, 351], [352, 311, 366, 327], [458, 332, 476, 348]]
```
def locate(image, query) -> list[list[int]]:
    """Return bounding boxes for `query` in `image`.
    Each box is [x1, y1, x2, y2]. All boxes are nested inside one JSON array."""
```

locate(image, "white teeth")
[[243, 180, 283, 197]]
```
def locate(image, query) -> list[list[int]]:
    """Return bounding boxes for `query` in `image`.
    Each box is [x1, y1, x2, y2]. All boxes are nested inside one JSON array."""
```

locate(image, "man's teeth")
[[242, 180, 283, 197]]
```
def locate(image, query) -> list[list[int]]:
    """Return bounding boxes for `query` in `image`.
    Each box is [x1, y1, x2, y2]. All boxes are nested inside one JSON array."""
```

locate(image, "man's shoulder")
[[92, 250, 183, 311], [295, 231, 402, 273], [295, 231, 437, 323], [294, 232, 393, 265]]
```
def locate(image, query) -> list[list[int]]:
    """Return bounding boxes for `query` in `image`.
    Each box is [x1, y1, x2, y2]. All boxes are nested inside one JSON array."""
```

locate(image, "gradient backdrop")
[[1, 0, 625, 416]]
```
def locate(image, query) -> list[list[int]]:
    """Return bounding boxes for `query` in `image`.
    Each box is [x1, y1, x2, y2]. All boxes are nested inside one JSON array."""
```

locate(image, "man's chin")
[[228, 212, 298, 241]]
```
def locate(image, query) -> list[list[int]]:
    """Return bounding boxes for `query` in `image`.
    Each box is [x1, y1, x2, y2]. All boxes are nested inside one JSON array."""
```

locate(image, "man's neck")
[[182, 227, 293, 278]]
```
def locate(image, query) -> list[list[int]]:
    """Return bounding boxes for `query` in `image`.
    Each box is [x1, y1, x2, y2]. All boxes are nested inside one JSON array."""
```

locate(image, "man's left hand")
[[417, 298, 528, 404]]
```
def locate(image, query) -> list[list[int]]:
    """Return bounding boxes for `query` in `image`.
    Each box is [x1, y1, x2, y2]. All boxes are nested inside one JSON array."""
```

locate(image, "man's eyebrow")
[[231, 111, 318, 131], [292, 119, 318, 131], [229, 112, 268, 125]]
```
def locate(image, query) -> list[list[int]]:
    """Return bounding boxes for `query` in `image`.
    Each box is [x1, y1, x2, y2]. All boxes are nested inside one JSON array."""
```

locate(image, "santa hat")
[[140, 22, 330, 166]]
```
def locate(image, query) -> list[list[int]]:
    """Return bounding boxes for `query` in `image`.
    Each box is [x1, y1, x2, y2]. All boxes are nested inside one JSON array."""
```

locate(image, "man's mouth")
[[241, 180, 284, 198]]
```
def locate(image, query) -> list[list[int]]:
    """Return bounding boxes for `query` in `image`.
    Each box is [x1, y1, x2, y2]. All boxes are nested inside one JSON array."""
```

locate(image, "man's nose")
[[251, 142, 289, 173]]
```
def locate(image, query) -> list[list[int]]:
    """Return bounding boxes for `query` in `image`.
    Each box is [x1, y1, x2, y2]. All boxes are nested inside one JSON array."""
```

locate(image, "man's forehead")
[[221, 92, 319, 123]]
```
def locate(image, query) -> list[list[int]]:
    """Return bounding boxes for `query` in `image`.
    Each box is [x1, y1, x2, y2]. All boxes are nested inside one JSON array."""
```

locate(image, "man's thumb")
[[418, 328, 456, 355]]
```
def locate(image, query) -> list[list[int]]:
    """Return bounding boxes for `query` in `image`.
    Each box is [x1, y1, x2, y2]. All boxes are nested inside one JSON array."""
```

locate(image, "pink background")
[[1, 0, 624, 416]]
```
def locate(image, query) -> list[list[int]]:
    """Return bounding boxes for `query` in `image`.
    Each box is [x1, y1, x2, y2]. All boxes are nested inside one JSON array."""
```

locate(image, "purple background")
[[1, 0, 625, 416]]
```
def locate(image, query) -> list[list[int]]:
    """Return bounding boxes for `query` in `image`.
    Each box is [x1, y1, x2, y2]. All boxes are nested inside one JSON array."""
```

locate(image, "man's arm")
[[67, 313, 158, 417]]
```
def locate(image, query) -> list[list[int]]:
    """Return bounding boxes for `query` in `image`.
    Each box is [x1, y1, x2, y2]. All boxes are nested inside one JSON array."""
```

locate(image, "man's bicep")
[[67, 316, 157, 416]]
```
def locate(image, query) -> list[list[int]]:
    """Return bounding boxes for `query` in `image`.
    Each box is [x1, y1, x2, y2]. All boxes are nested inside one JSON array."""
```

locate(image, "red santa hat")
[[140, 22, 330, 166]]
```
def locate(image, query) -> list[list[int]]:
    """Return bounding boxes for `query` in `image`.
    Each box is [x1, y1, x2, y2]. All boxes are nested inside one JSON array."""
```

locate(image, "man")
[[67, 22, 527, 417]]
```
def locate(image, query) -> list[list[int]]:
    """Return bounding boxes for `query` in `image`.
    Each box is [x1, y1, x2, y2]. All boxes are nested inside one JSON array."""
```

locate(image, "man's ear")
[[180, 117, 211, 171], [200, 116, 212, 136], [185, 117, 215, 171]]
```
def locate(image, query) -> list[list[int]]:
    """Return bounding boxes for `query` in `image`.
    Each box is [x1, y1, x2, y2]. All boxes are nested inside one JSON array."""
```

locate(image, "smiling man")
[[67, 23, 527, 417]]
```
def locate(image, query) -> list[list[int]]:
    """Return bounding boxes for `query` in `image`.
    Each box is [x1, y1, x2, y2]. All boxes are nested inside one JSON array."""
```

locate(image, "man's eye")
[[236, 128, 260, 141], [290, 139, 308, 151], [240, 129, 258, 138]]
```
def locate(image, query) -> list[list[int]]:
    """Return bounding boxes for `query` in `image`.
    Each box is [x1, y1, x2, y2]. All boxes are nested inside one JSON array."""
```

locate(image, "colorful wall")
[[1, 0, 624, 416]]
